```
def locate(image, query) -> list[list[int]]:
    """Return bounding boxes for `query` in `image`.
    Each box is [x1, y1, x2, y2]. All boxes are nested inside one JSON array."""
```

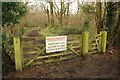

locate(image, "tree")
[[41, 1, 54, 28], [54, 0, 73, 26], [105, 2, 117, 35], [115, 2, 120, 34], [49, 1, 54, 27], [104, 2, 120, 48], [2, 2, 27, 65], [96, 1, 102, 33], [60, 0, 63, 27], [41, 0, 72, 27], [40, 3, 50, 25], [114, 4, 120, 46], [2, 2, 27, 36], [110, 2, 120, 47], [2, 2, 27, 26]]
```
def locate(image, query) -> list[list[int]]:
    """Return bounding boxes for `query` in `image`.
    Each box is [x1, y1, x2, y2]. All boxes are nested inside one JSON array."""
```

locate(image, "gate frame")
[[82, 31, 107, 57], [13, 31, 107, 71]]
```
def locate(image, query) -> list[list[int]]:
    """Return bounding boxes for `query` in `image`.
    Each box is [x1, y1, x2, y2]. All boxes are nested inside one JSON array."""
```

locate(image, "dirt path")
[[3, 47, 119, 78], [24, 27, 42, 37]]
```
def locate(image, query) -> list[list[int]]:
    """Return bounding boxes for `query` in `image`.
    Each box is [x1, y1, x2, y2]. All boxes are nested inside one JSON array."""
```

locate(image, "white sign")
[[46, 36, 67, 53]]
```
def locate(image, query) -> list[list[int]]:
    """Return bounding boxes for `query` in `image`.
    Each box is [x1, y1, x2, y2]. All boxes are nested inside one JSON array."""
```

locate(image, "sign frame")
[[46, 36, 67, 53]]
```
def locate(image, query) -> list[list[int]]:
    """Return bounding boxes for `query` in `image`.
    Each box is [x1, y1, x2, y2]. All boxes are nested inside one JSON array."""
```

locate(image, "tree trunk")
[[49, 1, 54, 28], [96, 1, 102, 33], [60, 0, 63, 27], [66, 0, 70, 25], [114, 3, 120, 34], [111, 2, 120, 46], [105, 2, 118, 49]]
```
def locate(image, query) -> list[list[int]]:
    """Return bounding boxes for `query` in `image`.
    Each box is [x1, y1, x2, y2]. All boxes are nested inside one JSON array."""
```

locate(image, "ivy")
[[2, 2, 27, 26], [104, 2, 118, 36]]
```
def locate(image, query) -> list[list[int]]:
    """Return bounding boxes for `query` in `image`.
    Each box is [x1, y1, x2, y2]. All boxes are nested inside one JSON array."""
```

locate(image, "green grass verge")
[[40, 27, 59, 37]]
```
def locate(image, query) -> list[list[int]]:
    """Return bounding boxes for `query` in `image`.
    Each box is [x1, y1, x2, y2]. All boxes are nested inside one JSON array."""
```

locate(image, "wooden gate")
[[21, 34, 82, 69], [13, 31, 107, 71]]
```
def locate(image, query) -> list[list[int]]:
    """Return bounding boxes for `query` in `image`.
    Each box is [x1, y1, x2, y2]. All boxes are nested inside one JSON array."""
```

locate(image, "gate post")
[[82, 31, 89, 56], [101, 31, 107, 53], [13, 37, 22, 71], [98, 31, 102, 53]]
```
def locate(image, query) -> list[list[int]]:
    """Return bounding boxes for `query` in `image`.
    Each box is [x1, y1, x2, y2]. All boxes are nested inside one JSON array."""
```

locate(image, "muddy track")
[[3, 46, 119, 78], [24, 27, 42, 37]]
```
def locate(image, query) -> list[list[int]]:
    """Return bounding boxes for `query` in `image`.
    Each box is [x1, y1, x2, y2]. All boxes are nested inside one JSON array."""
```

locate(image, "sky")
[[27, 0, 120, 2], [1, 0, 119, 2], [26, 0, 119, 14], [26, 0, 83, 14]]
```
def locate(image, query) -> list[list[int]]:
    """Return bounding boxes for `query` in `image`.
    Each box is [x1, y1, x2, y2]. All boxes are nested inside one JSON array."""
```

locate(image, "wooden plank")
[[90, 47, 98, 50], [71, 46, 80, 49], [25, 59, 34, 67], [91, 43, 96, 46], [67, 41, 80, 44], [24, 51, 39, 55], [24, 47, 45, 67], [30, 56, 76, 66], [24, 51, 73, 61], [68, 46, 80, 55], [96, 37, 100, 52], [22, 44, 44, 48], [35, 51, 73, 60], [24, 49, 82, 61], [22, 40, 44, 45], [95, 34, 101, 38]]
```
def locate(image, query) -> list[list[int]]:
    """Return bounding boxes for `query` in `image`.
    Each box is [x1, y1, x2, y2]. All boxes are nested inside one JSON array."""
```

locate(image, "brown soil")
[[2, 47, 119, 78]]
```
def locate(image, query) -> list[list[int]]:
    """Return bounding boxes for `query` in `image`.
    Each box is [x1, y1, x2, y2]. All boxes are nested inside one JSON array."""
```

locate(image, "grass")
[[40, 25, 82, 37], [40, 24, 97, 37], [40, 27, 59, 37]]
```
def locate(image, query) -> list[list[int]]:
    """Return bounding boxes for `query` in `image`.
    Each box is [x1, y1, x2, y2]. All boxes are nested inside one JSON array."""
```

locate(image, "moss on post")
[[101, 31, 107, 53], [82, 31, 89, 56], [13, 37, 22, 71]]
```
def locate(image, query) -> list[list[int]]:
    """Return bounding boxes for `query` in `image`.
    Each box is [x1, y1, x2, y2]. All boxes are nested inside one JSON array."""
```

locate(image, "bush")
[[49, 25, 82, 35], [41, 19, 97, 37], [2, 32, 14, 62]]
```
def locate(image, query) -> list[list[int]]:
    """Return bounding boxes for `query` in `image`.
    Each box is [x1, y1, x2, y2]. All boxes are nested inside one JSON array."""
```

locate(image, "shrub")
[[49, 25, 82, 35], [2, 32, 14, 63]]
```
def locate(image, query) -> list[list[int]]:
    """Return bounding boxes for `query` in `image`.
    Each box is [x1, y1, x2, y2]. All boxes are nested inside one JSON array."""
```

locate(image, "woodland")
[[1, 0, 120, 78]]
